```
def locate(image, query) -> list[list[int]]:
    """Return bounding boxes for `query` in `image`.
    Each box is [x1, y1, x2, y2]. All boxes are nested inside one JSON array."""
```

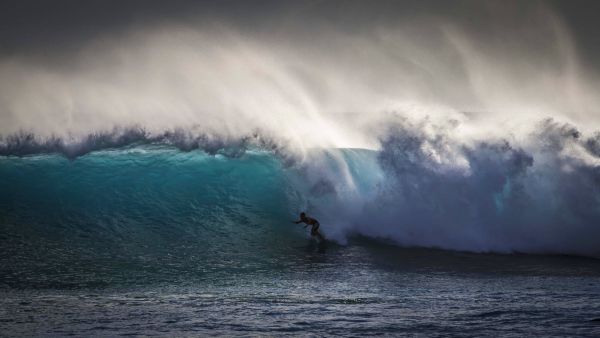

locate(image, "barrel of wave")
[[284, 148, 385, 244]]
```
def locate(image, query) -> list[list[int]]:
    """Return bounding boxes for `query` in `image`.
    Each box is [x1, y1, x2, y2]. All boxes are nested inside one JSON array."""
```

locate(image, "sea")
[[2, 144, 600, 336]]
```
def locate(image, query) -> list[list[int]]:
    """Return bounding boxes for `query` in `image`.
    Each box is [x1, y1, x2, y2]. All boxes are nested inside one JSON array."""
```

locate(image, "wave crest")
[[309, 118, 600, 256], [0, 127, 293, 160]]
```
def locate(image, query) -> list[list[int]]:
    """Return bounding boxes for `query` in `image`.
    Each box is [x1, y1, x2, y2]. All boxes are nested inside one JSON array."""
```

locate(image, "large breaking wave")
[[1, 116, 599, 263]]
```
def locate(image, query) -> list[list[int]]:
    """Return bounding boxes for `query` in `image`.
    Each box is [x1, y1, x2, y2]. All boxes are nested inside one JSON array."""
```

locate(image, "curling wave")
[[1, 116, 600, 265]]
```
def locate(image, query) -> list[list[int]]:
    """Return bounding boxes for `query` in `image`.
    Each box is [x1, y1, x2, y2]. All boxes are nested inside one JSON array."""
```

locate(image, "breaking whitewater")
[[2, 114, 599, 261]]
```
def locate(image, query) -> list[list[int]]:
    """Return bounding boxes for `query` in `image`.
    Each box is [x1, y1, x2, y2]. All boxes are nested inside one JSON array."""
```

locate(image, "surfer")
[[293, 212, 324, 240]]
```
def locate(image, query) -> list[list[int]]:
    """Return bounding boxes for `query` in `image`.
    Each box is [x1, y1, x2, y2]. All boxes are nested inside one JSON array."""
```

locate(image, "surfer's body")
[[293, 212, 324, 240]]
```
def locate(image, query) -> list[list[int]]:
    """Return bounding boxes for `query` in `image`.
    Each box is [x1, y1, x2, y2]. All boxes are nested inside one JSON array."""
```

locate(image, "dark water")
[[2, 243, 600, 337], [2, 147, 600, 336]]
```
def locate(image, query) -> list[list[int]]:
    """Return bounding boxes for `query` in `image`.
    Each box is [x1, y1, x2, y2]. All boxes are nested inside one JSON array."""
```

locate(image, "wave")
[[0, 127, 291, 160], [1, 117, 600, 267]]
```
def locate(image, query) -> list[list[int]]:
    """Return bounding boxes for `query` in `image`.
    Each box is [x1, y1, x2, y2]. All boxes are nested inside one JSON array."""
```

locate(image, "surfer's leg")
[[316, 231, 324, 241], [311, 224, 322, 239], [311, 224, 319, 236]]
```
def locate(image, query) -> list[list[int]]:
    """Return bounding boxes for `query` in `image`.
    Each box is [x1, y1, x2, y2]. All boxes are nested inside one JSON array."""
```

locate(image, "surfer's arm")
[[294, 220, 308, 228]]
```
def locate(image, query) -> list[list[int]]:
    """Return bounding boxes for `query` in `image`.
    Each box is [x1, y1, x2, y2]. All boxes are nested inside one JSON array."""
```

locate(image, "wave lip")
[[0, 127, 291, 160]]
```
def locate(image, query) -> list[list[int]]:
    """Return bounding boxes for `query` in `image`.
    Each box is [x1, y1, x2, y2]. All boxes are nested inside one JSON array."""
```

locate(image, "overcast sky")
[[1, 0, 599, 69]]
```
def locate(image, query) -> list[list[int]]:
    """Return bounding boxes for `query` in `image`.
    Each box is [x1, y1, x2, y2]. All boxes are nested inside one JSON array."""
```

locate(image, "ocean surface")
[[2, 145, 600, 336]]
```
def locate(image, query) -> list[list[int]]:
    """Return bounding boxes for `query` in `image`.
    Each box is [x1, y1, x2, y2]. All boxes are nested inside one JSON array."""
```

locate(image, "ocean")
[[1, 144, 600, 336]]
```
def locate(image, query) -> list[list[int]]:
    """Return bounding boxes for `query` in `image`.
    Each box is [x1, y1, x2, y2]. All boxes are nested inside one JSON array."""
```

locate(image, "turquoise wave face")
[[2, 137, 600, 289], [0, 146, 306, 288]]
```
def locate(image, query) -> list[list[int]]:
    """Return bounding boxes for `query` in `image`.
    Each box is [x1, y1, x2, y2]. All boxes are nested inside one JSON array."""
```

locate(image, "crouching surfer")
[[293, 212, 324, 241]]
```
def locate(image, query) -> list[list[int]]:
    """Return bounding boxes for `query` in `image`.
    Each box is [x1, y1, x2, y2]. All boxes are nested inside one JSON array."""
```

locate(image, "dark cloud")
[[550, 0, 600, 70], [0, 0, 200, 56], [2, 0, 598, 66]]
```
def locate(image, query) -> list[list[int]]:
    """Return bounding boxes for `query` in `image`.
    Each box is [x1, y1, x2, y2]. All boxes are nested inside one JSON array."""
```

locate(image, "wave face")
[[0, 147, 298, 287], [1, 121, 600, 288]]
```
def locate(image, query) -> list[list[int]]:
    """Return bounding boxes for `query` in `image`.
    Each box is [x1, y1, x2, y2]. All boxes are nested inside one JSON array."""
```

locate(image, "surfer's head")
[[300, 212, 306, 219]]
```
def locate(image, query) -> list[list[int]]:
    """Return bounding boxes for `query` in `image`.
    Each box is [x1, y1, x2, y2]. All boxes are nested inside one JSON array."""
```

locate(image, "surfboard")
[[314, 232, 326, 244]]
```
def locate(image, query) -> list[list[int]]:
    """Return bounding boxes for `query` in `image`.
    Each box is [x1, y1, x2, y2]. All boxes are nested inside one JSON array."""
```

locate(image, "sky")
[[0, 0, 599, 150], [1, 0, 598, 65]]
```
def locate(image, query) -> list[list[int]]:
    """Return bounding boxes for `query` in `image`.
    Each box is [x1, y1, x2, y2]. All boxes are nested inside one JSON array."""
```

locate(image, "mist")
[[1, 0, 599, 159]]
